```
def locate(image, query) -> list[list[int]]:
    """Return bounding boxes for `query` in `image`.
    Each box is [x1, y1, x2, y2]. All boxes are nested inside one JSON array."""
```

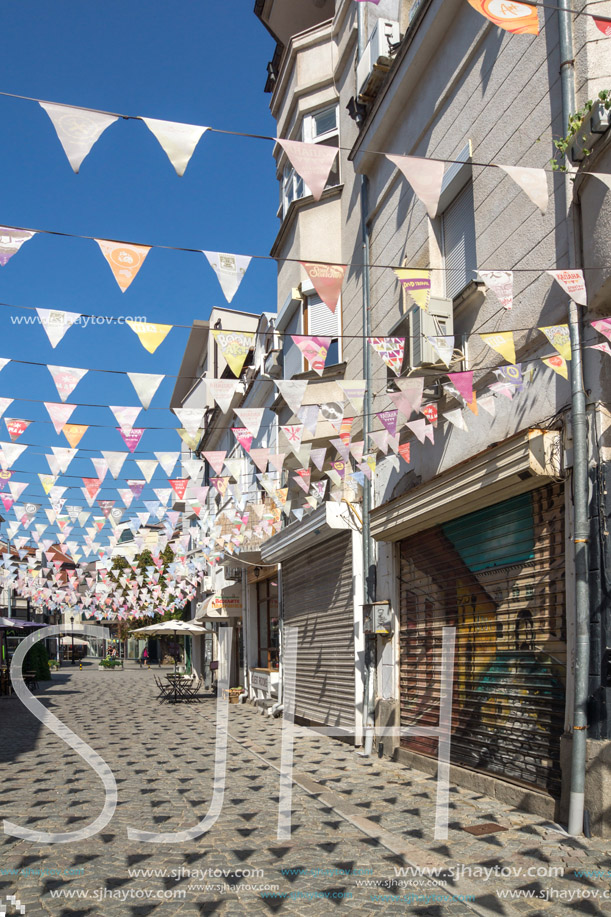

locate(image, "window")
[[307, 293, 341, 365], [257, 578, 279, 669], [438, 142, 476, 301], [281, 105, 340, 218]]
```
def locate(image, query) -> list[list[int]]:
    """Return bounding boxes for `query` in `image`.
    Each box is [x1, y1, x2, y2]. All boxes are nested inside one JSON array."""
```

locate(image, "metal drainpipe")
[[558, 0, 590, 837], [357, 2, 376, 755]]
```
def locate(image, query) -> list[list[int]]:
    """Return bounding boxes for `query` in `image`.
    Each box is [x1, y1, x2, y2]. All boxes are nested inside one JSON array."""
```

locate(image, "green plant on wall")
[[551, 90, 611, 171], [24, 643, 51, 680]]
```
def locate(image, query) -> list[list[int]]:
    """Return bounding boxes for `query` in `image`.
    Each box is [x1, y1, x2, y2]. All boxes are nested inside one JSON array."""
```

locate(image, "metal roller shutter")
[[282, 532, 354, 732], [399, 482, 566, 797]]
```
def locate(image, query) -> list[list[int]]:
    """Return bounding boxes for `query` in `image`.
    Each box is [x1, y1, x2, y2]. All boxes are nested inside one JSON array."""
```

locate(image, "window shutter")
[[443, 181, 476, 300], [307, 294, 340, 338], [283, 307, 303, 379]]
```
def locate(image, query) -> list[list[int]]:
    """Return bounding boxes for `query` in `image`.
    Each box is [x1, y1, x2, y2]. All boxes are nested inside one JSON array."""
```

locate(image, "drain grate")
[[463, 822, 509, 836]]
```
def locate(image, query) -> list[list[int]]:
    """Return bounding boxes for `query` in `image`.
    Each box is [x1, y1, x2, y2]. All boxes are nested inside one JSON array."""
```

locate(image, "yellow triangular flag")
[[177, 427, 204, 451], [539, 325, 571, 362], [127, 320, 172, 354], [211, 329, 255, 378], [38, 473, 56, 494], [394, 269, 431, 311], [542, 355, 568, 379], [480, 331, 516, 364]]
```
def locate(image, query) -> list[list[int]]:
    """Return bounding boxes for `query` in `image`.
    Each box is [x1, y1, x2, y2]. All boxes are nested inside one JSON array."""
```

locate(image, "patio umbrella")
[[130, 620, 207, 698]]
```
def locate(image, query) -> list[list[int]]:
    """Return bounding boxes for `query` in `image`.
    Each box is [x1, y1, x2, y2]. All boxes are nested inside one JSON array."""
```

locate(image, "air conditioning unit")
[[357, 19, 400, 100], [264, 349, 283, 379]]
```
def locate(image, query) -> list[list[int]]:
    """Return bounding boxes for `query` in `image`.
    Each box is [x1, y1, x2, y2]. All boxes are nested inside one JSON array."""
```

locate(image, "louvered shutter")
[[281, 532, 355, 733], [307, 294, 340, 338], [442, 181, 476, 300], [399, 483, 566, 797]]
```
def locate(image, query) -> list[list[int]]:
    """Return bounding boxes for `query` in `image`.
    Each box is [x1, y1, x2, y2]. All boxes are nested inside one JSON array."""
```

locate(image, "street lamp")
[[70, 614, 75, 666]]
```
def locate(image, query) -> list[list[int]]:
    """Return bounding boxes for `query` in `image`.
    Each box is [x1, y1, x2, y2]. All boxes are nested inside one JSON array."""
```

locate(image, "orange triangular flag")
[[95, 240, 151, 292]]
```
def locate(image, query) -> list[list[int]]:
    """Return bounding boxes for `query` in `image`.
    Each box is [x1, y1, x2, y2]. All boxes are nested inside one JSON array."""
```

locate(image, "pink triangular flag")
[[47, 365, 88, 402], [447, 371, 474, 403], [249, 448, 270, 473], [117, 428, 145, 453], [386, 154, 445, 219], [300, 262, 346, 313], [202, 451, 227, 475], [591, 318, 611, 342], [276, 138, 338, 201]]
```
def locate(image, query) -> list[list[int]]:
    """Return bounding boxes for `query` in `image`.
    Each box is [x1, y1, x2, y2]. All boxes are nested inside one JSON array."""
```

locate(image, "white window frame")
[[281, 104, 340, 218]]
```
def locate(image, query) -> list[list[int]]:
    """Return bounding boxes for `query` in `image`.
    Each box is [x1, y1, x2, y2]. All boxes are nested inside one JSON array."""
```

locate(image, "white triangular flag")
[[51, 447, 77, 474], [141, 118, 208, 176], [39, 102, 118, 173], [136, 460, 158, 483], [109, 406, 141, 434], [386, 154, 445, 219], [234, 407, 264, 438], [154, 452, 179, 477], [101, 451, 128, 479], [173, 407, 205, 436], [36, 309, 82, 348], [0, 397, 13, 419], [203, 252, 252, 304], [276, 380, 308, 416], [0, 442, 27, 470], [44, 402, 77, 434], [497, 164, 548, 214], [127, 372, 164, 409], [443, 408, 469, 431]]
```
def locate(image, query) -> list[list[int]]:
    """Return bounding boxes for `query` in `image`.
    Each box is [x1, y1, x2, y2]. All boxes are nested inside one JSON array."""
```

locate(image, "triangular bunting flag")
[[0, 227, 36, 266], [117, 427, 145, 452], [300, 262, 346, 313], [394, 268, 431, 310], [539, 325, 572, 361], [547, 269, 587, 306], [480, 331, 516, 364], [276, 379, 308, 415], [44, 402, 77, 434], [465, 0, 539, 33], [386, 154, 445, 218], [36, 308, 81, 348], [368, 337, 405, 376], [207, 379, 240, 414], [542, 354, 568, 379], [142, 117, 208, 176], [47, 365, 88, 402], [479, 271, 514, 310], [497, 164, 547, 214], [126, 320, 172, 353], [96, 240, 150, 293], [39, 102, 118, 172], [63, 424, 88, 448], [127, 372, 164, 409], [211, 329, 255, 378], [276, 138, 338, 201], [203, 251, 252, 303]]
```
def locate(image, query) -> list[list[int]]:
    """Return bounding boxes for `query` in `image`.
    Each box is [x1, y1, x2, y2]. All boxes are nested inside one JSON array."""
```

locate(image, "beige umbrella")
[[130, 620, 207, 691]]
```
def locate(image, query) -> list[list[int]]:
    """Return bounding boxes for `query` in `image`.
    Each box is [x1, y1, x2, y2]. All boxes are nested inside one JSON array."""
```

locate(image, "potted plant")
[[225, 686, 243, 704]]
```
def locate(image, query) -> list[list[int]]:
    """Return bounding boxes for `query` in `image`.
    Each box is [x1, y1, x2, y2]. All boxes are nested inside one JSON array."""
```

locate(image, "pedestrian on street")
[[142, 647, 148, 667]]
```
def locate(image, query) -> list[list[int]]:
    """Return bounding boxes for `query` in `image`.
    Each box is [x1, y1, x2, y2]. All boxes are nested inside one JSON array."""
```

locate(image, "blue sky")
[[0, 1, 278, 538]]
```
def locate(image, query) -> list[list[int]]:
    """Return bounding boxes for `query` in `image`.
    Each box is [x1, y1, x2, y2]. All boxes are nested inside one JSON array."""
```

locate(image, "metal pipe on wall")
[[557, 0, 591, 837]]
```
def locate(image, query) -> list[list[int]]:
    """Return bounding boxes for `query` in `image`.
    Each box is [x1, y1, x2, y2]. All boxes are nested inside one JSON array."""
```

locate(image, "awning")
[[60, 636, 90, 646], [370, 428, 562, 543], [195, 585, 242, 621]]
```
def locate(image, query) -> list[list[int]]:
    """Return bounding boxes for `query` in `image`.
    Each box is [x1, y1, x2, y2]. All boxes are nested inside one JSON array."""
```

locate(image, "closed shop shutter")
[[399, 482, 566, 796], [282, 532, 354, 732]]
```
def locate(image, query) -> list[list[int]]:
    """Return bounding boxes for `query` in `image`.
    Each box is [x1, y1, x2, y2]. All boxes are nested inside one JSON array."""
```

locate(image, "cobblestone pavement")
[[0, 662, 610, 917]]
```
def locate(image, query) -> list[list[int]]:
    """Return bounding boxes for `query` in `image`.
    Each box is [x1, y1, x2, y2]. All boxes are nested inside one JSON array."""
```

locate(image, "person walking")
[[142, 647, 148, 667]]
